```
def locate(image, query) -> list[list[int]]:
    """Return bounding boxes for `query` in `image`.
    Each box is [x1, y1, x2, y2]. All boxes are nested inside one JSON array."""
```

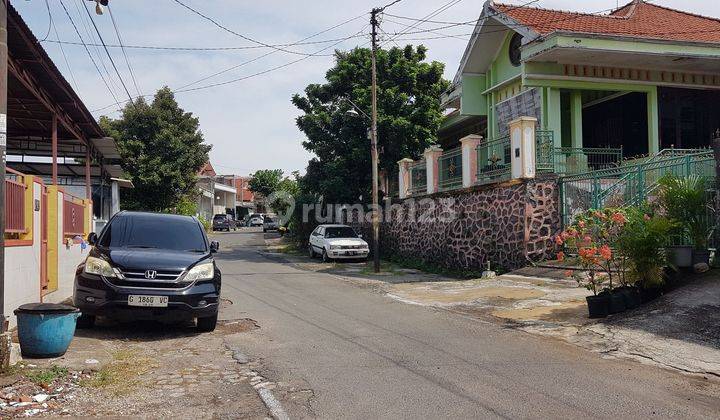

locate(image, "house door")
[[40, 186, 49, 292]]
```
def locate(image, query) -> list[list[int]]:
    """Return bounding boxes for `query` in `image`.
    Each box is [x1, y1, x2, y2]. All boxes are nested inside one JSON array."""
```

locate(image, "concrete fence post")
[[423, 146, 443, 195], [509, 117, 537, 180], [460, 135, 484, 188], [397, 158, 413, 199]]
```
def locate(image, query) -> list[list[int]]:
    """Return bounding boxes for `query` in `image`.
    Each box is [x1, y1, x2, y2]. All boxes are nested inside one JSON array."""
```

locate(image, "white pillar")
[[460, 135, 484, 188], [423, 146, 443, 195], [509, 117, 537, 180], [110, 181, 120, 216], [397, 158, 413, 199]]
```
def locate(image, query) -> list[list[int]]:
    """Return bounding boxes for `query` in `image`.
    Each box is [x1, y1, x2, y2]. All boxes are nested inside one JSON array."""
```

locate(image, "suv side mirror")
[[87, 232, 98, 246], [210, 241, 220, 253]]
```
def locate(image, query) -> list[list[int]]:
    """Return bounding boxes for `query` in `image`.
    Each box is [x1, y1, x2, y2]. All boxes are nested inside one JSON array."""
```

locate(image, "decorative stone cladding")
[[352, 174, 560, 272]]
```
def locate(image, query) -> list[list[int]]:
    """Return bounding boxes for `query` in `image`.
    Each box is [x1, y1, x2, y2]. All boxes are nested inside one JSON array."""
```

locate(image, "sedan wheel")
[[322, 249, 331, 263], [308, 245, 316, 259]]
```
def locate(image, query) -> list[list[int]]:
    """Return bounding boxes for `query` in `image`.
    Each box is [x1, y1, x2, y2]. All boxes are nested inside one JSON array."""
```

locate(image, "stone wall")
[[356, 175, 560, 271]]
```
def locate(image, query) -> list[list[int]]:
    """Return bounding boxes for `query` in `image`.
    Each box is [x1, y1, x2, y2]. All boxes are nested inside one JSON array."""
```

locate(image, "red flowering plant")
[[554, 208, 628, 295]]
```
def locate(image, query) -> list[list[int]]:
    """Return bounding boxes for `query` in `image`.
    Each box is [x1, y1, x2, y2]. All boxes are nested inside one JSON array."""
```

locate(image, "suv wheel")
[[76, 314, 95, 329], [197, 314, 218, 332]]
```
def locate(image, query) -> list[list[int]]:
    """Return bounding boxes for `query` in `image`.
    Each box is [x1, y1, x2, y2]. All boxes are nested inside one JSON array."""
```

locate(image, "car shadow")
[[74, 319, 200, 342]]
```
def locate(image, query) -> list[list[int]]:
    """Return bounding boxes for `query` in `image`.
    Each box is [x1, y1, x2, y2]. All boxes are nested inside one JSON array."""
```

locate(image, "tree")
[[100, 87, 211, 211], [292, 45, 449, 203], [248, 169, 284, 198]]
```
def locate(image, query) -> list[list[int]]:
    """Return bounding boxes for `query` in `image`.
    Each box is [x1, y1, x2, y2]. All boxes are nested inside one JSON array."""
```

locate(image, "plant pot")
[[608, 292, 627, 314], [666, 245, 693, 268], [692, 249, 710, 266], [620, 287, 641, 310], [586, 295, 610, 319], [639, 287, 662, 304]]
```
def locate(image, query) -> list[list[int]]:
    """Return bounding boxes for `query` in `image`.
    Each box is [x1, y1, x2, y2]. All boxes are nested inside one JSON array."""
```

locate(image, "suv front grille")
[[107, 269, 190, 289]]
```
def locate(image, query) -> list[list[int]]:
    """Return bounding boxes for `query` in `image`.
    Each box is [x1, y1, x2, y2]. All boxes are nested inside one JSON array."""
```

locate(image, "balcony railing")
[[5, 169, 27, 234], [409, 160, 427, 195], [477, 135, 511, 185], [553, 147, 624, 175], [438, 147, 463, 191]]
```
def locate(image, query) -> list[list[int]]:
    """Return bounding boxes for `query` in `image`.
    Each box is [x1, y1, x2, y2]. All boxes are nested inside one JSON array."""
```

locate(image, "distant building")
[[196, 162, 237, 221]]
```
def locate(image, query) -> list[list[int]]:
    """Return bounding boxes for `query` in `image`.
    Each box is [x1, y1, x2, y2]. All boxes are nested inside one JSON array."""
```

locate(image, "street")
[[215, 229, 720, 419]]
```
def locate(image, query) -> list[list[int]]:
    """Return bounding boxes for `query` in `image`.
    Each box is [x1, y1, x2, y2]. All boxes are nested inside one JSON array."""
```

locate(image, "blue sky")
[[12, 0, 720, 176]]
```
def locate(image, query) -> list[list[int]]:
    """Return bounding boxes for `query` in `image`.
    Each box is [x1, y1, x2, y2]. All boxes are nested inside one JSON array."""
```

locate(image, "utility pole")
[[369, 8, 381, 273], [0, 0, 7, 334]]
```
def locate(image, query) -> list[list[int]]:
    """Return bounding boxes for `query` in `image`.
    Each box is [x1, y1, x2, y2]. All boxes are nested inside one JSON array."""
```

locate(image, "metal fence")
[[477, 135, 511, 185], [63, 194, 86, 237], [559, 150, 715, 227], [5, 169, 27, 234], [438, 147, 463, 191], [409, 159, 427, 195]]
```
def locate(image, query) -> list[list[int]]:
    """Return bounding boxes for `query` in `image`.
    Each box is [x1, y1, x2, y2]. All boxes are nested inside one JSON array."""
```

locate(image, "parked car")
[[308, 224, 369, 262], [73, 211, 222, 332], [263, 216, 279, 232], [212, 214, 237, 231], [248, 215, 264, 227]]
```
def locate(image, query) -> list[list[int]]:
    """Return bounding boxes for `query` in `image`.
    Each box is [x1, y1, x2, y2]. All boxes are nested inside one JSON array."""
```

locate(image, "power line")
[[72, 0, 122, 100], [107, 4, 142, 97], [80, 0, 136, 106], [91, 13, 369, 113], [171, 0, 336, 58], [41, 34, 370, 52], [50, 0, 79, 92], [379, 0, 467, 48], [40, 0, 52, 42], [58, 0, 121, 108]]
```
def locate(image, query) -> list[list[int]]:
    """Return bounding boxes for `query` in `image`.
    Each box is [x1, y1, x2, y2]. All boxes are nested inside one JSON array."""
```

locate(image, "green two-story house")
[[440, 0, 720, 164]]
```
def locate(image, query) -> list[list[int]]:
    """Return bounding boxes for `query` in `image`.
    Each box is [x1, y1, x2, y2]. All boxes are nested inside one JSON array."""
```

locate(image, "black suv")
[[73, 211, 222, 332], [212, 214, 237, 231]]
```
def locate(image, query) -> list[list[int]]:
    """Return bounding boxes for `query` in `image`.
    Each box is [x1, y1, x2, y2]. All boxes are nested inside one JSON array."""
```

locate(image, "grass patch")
[[358, 261, 407, 276], [80, 349, 156, 396], [24, 365, 68, 386]]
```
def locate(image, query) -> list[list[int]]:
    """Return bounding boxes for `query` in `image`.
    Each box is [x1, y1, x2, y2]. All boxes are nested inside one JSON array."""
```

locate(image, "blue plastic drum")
[[14, 303, 81, 358]]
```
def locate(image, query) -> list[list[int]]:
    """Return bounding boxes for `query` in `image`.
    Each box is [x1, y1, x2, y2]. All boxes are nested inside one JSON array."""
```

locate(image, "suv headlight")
[[84, 256, 116, 278], [185, 262, 215, 282]]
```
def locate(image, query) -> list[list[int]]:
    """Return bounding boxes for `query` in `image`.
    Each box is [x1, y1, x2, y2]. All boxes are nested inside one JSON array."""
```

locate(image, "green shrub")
[[615, 207, 674, 289], [658, 174, 710, 249]]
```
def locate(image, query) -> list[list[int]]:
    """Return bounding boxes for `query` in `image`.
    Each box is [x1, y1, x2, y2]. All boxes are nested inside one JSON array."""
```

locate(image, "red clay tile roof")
[[492, 0, 720, 44]]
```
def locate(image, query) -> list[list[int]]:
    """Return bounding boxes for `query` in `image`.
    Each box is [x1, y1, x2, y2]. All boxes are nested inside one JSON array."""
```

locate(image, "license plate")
[[128, 295, 169, 307], [348, 251, 357, 256]]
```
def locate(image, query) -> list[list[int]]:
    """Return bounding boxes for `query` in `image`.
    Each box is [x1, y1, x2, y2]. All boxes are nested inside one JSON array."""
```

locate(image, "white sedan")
[[308, 224, 369, 262]]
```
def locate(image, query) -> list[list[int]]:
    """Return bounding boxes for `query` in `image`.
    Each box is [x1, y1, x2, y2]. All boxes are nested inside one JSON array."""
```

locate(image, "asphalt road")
[[214, 229, 720, 419]]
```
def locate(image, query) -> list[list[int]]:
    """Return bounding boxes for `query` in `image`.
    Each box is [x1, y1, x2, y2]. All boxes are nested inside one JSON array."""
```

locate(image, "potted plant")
[[658, 174, 710, 267], [575, 271, 609, 318], [614, 207, 673, 307], [556, 208, 628, 317]]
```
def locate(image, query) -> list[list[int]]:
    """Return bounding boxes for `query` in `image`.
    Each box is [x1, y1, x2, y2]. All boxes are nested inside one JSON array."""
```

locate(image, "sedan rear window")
[[324, 227, 357, 239], [99, 215, 207, 252]]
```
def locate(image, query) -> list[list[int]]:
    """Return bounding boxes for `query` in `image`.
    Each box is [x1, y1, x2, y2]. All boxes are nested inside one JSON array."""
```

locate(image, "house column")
[[397, 158, 413, 199], [647, 86, 660, 155], [85, 149, 91, 200], [423, 146, 443, 195], [51, 114, 58, 185], [545, 87, 562, 148], [509, 117, 537, 180], [110, 180, 120, 216], [570, 91, 583, 149], [460, 135, 483, 187]]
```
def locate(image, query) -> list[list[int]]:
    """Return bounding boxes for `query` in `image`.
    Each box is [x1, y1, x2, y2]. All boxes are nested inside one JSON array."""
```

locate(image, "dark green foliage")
[[100, 87, 211, 212], [292, 45, 449, 203], [248, 169, 284, 198]]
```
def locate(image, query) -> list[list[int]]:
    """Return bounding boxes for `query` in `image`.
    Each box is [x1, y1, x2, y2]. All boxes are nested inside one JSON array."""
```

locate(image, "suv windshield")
[[99, 214, 207, 252], [213, 215, 226, 221], [324, 227, 357, 239]]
